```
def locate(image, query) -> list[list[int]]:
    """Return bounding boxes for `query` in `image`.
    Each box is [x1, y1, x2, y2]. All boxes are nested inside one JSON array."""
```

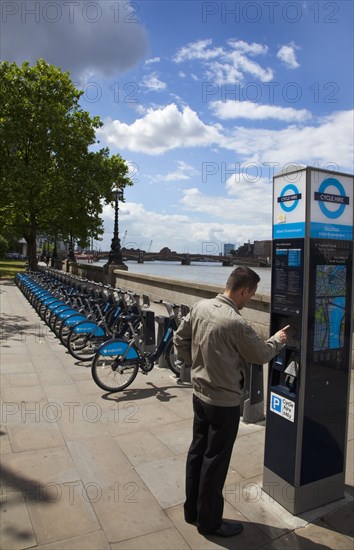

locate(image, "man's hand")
[[275, 325, 290, 344]]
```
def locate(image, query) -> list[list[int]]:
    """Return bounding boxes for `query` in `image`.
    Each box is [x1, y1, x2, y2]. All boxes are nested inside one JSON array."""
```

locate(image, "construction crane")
[[147, 240, 153, 253], [121, 230, 127, 247]]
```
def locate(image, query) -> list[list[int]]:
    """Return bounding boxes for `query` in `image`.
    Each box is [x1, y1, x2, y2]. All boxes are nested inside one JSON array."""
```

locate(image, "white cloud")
[[222, 110, 354, 169], [153, 161, 198, 181], [277, 44, 300, 69], [181, 183, 272, 225], [210, 100, 311, 122], [174, 38, 273, 84], [227, 39, 268, 56], [99, 103, 222, 154], [145, 57, 161, 65], [174, 39, 220, 62], [100, 102, 353, 169], [102, 201, 270, 253], [2, 0, 148, 78], [140, 72, 167, 92]]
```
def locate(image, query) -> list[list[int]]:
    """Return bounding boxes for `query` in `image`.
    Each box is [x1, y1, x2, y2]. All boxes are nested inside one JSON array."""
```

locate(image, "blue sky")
[[2, 0, 353, 253]]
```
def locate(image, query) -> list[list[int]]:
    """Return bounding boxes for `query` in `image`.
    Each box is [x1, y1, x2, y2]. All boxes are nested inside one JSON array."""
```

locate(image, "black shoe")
[[198, 520, 243, 537]]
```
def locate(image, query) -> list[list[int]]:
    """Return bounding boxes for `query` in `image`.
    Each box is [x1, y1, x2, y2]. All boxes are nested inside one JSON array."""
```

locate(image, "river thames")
[[99, 260, 272, 296]]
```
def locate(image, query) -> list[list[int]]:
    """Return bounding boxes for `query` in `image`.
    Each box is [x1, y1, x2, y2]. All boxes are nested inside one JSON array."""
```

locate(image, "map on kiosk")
[[314, 265, 346, 351]]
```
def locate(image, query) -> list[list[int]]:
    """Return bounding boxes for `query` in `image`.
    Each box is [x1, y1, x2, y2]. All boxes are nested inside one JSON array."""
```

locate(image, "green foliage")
[[0, 60, 133, 268]]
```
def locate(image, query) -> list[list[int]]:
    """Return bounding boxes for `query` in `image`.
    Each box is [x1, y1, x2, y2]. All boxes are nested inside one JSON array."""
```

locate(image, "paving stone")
[[0, 494, 37, 550], [321, 500, 354, 539], [150, 417, 192, 436], [0, 446, 80, 496], [26, 481, 100, 545], [238, 419, 265, 437], [6, 421, 66, 452], [159, 394, 194, 420], [229, 429, 265, 479], [154, 424, 193, 454], [260, 519, 354, 549], [101, 399, 182, 436], [110, 526, 190, 549], [1, 385, 48, 405], [114, 429, 176, 467], [0, 358, 35, 374], [345, 439, 353, 486], [1, 373, 40, 388], [166, 502, 271, 550], [33, 530, 111, 549], [91, 485, 172, 543], [225, 477, 292, 540], [43, 382, 91, 404], [135, 454, 186, 509], [58, 413, 111, 441], [36, 368, 74, 386], [67, 435, 138, 488], [74, 378, 107, 397], [0, 425, 13, 454], [347, 412, 353, 441]]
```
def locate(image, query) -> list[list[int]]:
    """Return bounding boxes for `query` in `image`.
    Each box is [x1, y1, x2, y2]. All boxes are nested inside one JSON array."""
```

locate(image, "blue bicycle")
[[91, 302, 185, 392]]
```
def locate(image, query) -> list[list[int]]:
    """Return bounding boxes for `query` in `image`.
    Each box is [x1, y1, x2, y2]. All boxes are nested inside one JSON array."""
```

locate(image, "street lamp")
[[108, 185, 125, 266], [52, 238, 58, 261], [67, 217, 76, 262]]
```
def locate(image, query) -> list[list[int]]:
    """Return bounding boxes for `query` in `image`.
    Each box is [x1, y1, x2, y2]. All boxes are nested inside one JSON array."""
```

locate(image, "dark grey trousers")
[[184, 394, 240, 532]]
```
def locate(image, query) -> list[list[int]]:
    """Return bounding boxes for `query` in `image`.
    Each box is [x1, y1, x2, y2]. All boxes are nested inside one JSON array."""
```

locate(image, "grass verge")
[[0, 260, 26, 279]]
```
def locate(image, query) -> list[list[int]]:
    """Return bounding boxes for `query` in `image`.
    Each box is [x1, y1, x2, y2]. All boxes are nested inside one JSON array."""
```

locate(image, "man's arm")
[[235, 321, 287, 365], [173, 314, 192, 366]]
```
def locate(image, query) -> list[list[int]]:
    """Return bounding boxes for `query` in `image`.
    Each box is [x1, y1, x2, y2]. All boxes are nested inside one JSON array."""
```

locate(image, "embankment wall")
[[113, 269, 271, 338], [56, 261, 353, 360]]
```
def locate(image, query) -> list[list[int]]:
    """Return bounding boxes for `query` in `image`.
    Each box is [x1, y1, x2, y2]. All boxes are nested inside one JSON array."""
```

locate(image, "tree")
[[0, 60, 132, 269], [0, 236, 9, 259]]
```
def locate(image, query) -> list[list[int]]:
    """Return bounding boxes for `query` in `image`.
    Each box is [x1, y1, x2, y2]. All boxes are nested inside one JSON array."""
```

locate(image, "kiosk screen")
[[272, 240, 304, 315]]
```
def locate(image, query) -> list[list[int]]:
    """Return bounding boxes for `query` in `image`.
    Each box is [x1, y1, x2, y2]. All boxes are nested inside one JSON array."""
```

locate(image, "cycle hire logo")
[[273, 172, 306, 239], [314, 178, 349, 219], [311, 175, 353, 241], [278, 184, 302, 214]]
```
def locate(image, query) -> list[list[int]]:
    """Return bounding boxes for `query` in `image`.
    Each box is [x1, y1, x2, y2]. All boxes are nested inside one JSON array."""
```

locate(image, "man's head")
[[224, 266, 260, 309]]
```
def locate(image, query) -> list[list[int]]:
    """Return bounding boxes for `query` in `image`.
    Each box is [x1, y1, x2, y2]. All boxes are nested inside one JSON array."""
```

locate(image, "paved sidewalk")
[[1, 279, 353, 550]]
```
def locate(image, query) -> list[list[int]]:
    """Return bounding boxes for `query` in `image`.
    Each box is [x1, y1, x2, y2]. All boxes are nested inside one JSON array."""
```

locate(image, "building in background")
[[224, 243, 235, 256], [253, 240, 271, 260]]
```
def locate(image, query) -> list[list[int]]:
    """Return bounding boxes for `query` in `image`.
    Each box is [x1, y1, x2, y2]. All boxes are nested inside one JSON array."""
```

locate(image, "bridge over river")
[[93, 250, 269, 267]]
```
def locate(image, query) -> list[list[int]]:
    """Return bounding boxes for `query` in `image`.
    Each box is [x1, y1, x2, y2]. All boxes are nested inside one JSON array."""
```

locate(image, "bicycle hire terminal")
[[263, 165, 353, 515]]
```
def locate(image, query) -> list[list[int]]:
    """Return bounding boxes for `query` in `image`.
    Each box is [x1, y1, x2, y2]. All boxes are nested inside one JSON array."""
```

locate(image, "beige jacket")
[[173, 294, 284, 407]]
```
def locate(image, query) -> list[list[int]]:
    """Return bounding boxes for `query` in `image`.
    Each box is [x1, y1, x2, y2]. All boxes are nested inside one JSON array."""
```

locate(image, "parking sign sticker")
[[270, 392, 295, 422]]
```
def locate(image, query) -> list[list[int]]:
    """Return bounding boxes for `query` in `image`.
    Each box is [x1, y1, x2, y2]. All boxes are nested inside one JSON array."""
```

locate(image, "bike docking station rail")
[[154, 300, 192, 383], [241, 363, 265, 424], [263, 165, 354, 515]]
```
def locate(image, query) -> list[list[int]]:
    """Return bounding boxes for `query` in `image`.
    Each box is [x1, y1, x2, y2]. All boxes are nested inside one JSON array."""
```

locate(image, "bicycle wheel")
[[92, 354, 139, 392], [53, 309, 77, 338], [67, 332, 104, 361], [59, 321, 74, 347], [58, 314, 87, 347], [165, 340, 185, 376]]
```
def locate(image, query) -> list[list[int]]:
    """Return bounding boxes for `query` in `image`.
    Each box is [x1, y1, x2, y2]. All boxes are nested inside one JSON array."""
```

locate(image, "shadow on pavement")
[[100, 381, 192, 403]]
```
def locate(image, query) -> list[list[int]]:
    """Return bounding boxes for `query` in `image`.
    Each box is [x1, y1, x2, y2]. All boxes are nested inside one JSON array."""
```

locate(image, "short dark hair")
[[225, 266, 260, 292]]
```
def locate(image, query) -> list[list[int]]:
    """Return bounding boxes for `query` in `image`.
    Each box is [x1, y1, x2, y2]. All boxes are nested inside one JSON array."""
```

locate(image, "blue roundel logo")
[[318, 178, 347, 219], [280, 184, 300, 212]]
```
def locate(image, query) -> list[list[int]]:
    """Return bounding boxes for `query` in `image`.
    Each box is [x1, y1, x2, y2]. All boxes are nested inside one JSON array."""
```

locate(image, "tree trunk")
[[26, 234, 38, 270]]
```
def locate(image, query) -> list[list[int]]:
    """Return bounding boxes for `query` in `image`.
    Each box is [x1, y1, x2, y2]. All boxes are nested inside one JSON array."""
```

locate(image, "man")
[[174, 266, 289, 538]]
